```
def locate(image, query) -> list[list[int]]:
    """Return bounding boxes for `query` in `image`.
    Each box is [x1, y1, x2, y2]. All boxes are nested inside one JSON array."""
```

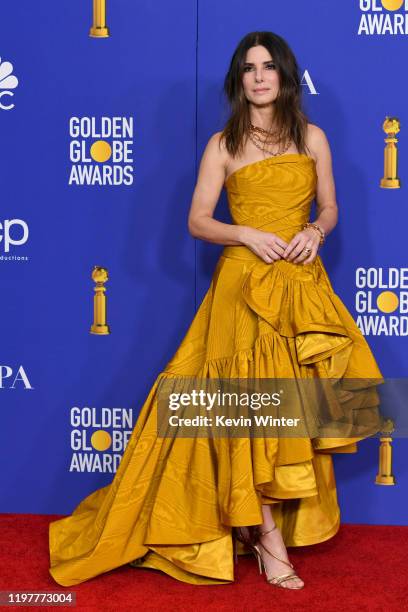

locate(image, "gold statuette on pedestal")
[[375, 418, 395, 485], [90, 266, 111, 335], [380, 117, 401, 189], [89, 0, 110, 38]]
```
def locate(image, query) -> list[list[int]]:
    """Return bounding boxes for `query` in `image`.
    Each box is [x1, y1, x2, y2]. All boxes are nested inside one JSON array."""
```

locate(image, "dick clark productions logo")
[[69, 116, 134, 186], [0, 57, 18, 111]]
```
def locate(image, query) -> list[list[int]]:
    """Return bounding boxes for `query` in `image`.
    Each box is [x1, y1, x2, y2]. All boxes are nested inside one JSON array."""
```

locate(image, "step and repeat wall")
[[0, 1, 407, 523]]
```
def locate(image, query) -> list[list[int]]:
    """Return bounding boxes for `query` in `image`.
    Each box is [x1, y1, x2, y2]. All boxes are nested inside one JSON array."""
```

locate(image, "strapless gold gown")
[[49, 153, 384, 586]]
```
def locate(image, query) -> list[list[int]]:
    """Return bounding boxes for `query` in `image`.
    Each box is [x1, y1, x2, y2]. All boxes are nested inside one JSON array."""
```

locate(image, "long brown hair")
[[221, 31, 311, 158]]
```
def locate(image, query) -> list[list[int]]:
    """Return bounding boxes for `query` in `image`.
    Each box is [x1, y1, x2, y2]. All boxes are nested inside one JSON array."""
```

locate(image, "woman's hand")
[[241, 227, 289, 264], [282, 228, 320, 265]]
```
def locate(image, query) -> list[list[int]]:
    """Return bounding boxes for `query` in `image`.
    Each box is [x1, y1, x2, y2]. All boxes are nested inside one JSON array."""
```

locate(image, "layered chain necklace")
[[248, 123, 291, 157]]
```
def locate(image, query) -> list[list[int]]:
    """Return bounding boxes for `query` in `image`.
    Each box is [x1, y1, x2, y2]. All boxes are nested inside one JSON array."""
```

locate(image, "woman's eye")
[[243, 63, 276, 72]]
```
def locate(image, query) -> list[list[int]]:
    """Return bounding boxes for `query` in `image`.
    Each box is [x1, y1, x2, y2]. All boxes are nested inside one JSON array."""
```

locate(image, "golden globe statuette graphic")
[[380, 117, 401, 189], [90, 266, 111, 335], [89, 0, 110, 38], [375, 418, 395, 485]]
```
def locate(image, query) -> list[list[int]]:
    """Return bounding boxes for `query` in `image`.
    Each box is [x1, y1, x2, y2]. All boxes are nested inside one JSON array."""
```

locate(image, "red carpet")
[[1, 514, 407, 611]]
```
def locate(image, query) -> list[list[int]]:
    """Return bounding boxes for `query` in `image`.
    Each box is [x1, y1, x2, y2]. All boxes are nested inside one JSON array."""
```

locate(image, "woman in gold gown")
[[49, 31, 384, 590]]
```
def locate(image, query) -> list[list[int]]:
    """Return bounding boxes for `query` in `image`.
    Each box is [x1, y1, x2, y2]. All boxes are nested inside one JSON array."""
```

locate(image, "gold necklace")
[[249, 123, 280, 140], [249, 125, 281, 147], [249, 135, 291, 157], [251, 124, 275, 131], [248, 124, 291, 157]]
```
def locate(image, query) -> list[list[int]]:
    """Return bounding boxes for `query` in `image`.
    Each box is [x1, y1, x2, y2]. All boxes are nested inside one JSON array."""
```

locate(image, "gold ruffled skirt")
[[49, 247, 384, 586]]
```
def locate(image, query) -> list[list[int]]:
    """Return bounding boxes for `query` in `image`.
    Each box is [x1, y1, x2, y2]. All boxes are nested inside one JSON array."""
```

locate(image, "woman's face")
[[241, 45, 280, 107]]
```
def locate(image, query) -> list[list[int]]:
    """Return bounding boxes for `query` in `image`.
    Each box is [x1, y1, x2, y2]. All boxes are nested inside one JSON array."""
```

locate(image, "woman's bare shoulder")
[[206, 131, 228, 154], [305, 123, 332, 161], [194, 131, 230, 188], [306, 123, 330, 147], [201, 131, 230, 170]]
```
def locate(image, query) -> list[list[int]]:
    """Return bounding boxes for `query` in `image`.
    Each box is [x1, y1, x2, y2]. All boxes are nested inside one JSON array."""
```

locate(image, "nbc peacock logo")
[[0, 57, 19, 111], [358, 0, 408, 35]]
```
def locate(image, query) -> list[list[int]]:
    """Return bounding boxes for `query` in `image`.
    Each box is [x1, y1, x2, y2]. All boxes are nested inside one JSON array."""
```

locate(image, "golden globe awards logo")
[[355, 267, 408, 335], [69, 406, 134, 472], [358, 0, 408, 35], [68, 116, 134, 186]]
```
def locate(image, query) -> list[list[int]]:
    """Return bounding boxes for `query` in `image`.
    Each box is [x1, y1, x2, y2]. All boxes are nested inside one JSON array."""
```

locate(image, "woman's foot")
[[257, 525, 304, 589]]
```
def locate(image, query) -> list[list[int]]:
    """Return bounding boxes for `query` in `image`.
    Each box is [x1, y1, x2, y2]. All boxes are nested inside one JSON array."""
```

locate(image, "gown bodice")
[[224, 153, 317, 243]]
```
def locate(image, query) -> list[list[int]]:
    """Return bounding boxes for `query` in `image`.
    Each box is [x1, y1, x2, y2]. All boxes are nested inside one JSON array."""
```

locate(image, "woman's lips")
[[254, 89, 269, 93]]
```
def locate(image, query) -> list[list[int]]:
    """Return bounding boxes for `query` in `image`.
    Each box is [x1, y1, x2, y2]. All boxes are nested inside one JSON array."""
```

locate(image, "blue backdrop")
[[0, 0, 406, 525]]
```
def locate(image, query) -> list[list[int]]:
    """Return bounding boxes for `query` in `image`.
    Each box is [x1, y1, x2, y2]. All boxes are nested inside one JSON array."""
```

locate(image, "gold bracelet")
[[303, 222, 325, 245]]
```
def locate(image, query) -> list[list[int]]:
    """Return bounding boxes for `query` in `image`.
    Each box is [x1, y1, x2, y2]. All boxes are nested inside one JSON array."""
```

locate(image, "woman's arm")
[[283, 124, 339, 264], [187, 132, 247, 245], [310, 124, 339, 237]]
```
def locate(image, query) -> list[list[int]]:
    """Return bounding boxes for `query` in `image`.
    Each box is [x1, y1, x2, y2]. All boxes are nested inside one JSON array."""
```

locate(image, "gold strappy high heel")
[[233, 525, 304, 589]]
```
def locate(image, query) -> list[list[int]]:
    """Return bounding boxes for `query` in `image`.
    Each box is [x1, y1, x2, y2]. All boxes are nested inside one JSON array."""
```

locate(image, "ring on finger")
[[293, 247, 310, 263]]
